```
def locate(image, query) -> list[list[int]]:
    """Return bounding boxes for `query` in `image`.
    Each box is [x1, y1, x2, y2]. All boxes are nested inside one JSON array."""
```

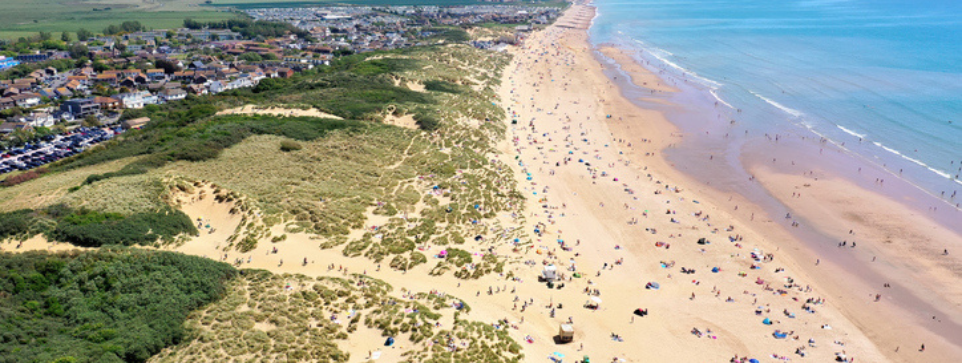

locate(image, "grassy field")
[[0, 0, 240, 40], [205, 0, 568, 9]]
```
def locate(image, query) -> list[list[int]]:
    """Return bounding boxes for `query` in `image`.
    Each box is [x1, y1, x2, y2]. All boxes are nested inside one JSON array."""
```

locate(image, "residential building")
[[94, 96, 121, 111], [11, 93, 41, 108], [160, 88, 187, 102], [0, 56, 19, 71], [61, 98, 101, 118], [116, 91, 150, 109]]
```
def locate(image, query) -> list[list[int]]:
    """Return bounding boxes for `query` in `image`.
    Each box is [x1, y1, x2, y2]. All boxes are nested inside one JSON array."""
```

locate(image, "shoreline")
[[585, 4, 962, 361]]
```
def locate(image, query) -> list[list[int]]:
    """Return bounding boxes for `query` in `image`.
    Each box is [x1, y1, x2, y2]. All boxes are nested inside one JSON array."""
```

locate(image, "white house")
[[159, 88, 186, 102], [208, 80, 226, 94], [116, 91, 151, 109], [13, 112, 55, 128]]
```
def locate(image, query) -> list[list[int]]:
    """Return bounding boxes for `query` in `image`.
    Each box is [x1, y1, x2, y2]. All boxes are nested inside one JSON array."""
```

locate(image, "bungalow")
[[18, 112, 55, 128], [55, 87, 73, 99], [172, 71, 195, 81], [38, 88, 58, 99], [208, 80, 226, 94], [65, 80, 84, 93], [188, 84, 208, 95], [0, 121, 31, 134], [94, 74, 118, 87], [121, 117, 151, 130], [160, 88, 186, 102], [146, 69, 167, 81], [11, 93, 42, 108], [94, 96, 121, 111], [0, 97, 15, 110]]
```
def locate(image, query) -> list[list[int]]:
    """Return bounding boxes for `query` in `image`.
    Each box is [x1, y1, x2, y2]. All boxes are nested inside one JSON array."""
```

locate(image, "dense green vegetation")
[[0, 249, 237, 363], [0, 204, 197, 247], [183, 18, 311, 40]]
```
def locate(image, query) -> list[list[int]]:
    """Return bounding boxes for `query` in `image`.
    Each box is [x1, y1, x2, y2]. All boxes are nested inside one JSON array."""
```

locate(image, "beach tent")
[[773, 331, 788, 339], [762, 318, 772, 325], [590, 296, 602, 305], [697, 237, 709, 245], [370, 351, 382, 360], [645, 282, 660, 290], [384, 337, 395, 346], [633, 308, 648, 317], [543, 264, 558, 280]]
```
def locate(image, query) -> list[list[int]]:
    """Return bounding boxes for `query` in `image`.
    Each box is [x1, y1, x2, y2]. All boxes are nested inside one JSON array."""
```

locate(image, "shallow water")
[[589, 0, 962, 202]]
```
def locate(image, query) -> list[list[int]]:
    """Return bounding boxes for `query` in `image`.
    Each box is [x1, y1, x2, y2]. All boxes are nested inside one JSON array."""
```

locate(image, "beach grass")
[[150, 271, 521, 363]]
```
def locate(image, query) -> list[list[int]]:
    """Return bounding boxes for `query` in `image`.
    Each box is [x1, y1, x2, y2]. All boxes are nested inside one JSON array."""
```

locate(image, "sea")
[[589, 0, 962, 203]]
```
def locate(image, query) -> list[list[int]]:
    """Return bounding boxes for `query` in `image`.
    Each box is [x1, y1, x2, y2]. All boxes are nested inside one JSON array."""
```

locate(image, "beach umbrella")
[[749, 359, 759, 363]]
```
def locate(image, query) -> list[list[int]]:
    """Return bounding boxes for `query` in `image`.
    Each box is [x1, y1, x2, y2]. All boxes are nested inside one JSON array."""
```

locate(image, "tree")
[[68, 44, 89, 59], [154, 59, 179, 74], [11, 128, 36, 145], [76, 28, 92, 42], [82, 115, 101, 127], [61, 32, 71, 42], [238, 52, 262, 62], [39, 31, 52, 41]]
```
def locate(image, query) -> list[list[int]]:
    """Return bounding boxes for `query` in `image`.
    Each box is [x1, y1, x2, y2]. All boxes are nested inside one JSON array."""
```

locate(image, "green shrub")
[[48, 206, 197, 247], [0, 249, 236, 363], [279, 140, 302, 152]]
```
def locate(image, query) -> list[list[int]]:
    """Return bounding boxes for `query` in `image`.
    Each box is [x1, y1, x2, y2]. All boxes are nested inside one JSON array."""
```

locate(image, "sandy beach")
[[8, 3, 961, 363]]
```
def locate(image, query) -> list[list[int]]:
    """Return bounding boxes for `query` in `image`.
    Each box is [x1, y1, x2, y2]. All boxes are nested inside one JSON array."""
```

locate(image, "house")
[[121, 117, 151, 130], [61, 97, 101, 118], [208, 80, 226, 94], [94, 96, 121, 111], [16, 53, 49, 63], [0, 56, 20, 71], [11, 93, 41, 108], [116, 91, 150, 109], [159, 88, 186, 102], [55, 88, 74, 99], [17, 112, 55, 128], [0, 121, 31, 134], [0, 97, 15, 110], [94, 74, 118, 87], [276, 68, 295, 78], [146, 69, 167, 81], [188, 84, 208, 95]]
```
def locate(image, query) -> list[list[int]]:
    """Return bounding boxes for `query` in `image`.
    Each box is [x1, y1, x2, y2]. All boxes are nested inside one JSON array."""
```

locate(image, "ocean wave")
[[750, 91, 803, 118], [873, 142, 954, 179], [630, 39, 722, 89], [836, 125, 866, 139], [709, 89, 734, 109]]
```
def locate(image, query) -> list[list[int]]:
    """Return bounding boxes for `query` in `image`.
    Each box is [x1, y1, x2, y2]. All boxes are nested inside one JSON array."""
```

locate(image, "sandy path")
[[217, 105, 343, 119]]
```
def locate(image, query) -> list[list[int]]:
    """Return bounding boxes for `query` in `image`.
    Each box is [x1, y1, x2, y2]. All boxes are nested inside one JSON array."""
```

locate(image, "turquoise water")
[[590, 0, 962, 199]]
